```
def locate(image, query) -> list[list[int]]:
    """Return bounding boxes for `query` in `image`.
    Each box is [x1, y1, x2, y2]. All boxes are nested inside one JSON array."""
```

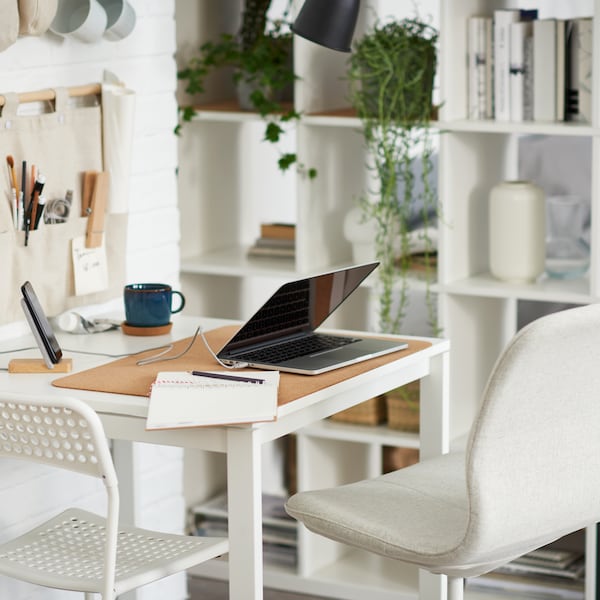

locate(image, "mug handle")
[[170, 290, 186, 314]]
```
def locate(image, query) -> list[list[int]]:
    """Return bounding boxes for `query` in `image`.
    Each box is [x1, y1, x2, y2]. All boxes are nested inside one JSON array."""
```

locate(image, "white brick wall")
[[0, 2, 186, 598]]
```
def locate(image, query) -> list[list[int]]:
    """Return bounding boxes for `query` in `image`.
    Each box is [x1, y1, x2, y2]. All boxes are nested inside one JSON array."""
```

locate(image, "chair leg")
[[447, 576, 464, 600]]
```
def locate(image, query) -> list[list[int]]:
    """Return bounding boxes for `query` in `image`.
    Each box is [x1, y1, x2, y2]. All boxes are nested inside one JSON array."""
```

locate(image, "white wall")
[[0, 2, 186, 598]]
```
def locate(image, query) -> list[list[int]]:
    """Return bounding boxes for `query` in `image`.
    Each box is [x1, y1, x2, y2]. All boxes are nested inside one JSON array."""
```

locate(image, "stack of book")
[[191, 491, 298, 568], [468, 11, 592, 123], [247, 223, 295, 259], [466, 547, 585, 599]]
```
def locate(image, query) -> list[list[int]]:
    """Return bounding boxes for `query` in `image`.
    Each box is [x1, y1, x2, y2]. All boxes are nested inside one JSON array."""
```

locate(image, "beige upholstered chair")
[[0, 393, 228, 599], [286, 303, 600, 599]]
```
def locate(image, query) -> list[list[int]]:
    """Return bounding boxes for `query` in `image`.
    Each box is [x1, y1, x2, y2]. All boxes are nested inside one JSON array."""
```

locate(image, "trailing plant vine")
[[348, 17, 439, 334], [176, 0, 316, 179]]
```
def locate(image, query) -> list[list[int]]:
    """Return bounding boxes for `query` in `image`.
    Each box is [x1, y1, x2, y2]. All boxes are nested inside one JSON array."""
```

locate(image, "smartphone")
[[20, 281, 63, 368]]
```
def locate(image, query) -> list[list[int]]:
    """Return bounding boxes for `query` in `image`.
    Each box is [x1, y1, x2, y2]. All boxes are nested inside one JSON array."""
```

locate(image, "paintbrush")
[[6, 155, 18, 193], [6, 155, 19, 228]]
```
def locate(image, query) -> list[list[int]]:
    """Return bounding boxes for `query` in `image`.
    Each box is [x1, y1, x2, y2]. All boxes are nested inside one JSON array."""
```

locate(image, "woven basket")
[[330, 395, 387, 426], [386, 381, 420, 432], [382, 446, 420, 473]]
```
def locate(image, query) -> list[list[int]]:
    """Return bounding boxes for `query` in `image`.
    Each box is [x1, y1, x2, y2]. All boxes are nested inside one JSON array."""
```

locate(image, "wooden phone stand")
[[8, 358, 73, 373]]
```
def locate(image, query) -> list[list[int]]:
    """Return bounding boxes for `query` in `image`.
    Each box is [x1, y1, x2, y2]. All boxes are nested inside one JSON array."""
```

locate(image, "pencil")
[[191, 371, 265, 384], [21, 160, 26, 231]]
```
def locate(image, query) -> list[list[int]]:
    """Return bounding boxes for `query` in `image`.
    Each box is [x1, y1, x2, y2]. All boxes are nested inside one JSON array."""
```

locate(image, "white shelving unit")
[[437, 2, 598, 600], [177, 0, 597, 598], [437, 0, 600, 440]]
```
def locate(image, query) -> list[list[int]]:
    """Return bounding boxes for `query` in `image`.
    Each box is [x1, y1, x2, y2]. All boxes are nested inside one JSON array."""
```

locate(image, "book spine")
[[484, 17, 493, 118], [568, 17, 593, 123], [556, 19, 567, 121], [510, 21, 528, 122], [247, 245, 295, 258], [468, 16, 492, 119], [494, 9, 520, 121], [566, 19, 580, 120], [510, 21, 534, 122], [260, 223, 295, 240], [578, 18, 593, 123], [533, 19, 558, 122], [523, 29, 534, 120]]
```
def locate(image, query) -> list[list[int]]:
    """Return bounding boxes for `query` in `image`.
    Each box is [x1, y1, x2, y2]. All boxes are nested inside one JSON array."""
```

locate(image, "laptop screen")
[[223, 262, 378, 351]]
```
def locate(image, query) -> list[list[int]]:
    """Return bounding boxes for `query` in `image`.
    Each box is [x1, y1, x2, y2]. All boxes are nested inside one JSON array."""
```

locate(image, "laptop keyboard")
[[235, 334, 360, 364]]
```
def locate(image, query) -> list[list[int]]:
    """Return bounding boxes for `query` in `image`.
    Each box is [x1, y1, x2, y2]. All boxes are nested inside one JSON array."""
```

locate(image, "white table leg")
[[419, 350, 450, 460], [227, 427, 263, 600], [419, 350, 450, 600]]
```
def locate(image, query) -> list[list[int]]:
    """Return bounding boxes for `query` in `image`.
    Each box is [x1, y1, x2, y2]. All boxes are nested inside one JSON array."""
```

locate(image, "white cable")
[[197, 326, 248, 369], [135, 325, 248, 369]]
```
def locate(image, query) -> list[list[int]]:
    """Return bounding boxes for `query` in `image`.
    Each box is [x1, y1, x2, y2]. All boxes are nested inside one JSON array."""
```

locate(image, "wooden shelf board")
[[308, 107, 357, 118], [303, 107, 361, 128], [189, 100, 295, 123]]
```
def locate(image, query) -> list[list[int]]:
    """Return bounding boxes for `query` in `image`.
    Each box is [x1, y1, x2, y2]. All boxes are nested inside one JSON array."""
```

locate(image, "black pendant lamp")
[[291, 0, 360, 53]]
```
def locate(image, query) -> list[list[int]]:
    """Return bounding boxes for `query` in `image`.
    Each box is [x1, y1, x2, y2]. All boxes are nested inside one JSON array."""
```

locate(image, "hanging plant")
[[347, 17, 439, 334], [176, 0, 316, 179]]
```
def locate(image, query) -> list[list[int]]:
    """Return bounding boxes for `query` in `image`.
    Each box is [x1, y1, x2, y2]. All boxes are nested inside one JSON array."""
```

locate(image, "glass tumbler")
[[545, 195, 590, 279]]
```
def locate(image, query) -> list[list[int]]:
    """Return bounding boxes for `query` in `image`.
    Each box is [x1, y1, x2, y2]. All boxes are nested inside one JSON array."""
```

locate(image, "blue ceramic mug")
[[124, 283, 186, 327]]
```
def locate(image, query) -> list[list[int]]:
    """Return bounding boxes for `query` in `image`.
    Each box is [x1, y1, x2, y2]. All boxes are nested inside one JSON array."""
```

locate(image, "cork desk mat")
[[52, 325, 432, 408]]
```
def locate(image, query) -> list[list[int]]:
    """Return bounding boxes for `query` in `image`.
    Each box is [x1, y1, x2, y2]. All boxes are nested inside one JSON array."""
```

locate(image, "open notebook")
[[146, 370, 280, 429]]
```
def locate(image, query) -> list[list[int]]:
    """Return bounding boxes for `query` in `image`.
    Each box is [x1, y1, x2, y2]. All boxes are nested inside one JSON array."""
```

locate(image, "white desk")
[[0, 316, 450, 600]]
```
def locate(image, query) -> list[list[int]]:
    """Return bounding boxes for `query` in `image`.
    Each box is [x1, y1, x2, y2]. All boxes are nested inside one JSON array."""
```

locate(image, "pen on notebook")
[[191, 371, 265, 384]]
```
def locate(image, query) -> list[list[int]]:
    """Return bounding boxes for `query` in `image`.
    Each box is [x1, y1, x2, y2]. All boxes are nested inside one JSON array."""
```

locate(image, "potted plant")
[[347, 17, 438, 334], [176, 0, 316, 178]]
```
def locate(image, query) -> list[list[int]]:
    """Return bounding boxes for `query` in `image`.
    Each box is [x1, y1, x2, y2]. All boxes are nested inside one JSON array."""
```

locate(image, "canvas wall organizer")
[[0, 85, 131, 325]]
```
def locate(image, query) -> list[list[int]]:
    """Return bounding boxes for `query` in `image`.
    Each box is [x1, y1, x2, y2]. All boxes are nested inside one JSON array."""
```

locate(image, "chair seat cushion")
[[286, 452, 469, 568]]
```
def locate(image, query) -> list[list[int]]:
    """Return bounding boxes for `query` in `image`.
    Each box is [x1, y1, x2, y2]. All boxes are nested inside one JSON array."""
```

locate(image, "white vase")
[[489, 180, 545, 283], [343, 207, 377, 263]]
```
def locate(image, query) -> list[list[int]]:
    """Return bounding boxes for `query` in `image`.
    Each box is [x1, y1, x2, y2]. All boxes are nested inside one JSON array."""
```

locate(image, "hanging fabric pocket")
[[0, 87, 127, 325]]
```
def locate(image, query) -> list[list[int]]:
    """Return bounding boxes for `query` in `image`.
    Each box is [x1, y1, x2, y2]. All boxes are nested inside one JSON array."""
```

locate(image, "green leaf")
[[181, 106, 197, 123], [278, 153, 297, 171], [264, 122, 284, 143]]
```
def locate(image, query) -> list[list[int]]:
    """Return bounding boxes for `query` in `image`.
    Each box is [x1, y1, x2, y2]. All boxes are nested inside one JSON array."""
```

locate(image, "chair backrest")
[[0, 393, 117, 488], [0, 393, 120, 598], [464, 303, 600, 562]]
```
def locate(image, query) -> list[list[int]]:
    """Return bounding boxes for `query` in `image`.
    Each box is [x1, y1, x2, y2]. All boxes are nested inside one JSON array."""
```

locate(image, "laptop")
[[217, 262, 408, 375]]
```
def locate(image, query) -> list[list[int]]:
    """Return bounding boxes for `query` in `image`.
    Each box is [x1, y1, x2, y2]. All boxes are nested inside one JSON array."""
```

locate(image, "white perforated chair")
[[0, 393, 228, 599], [286, 303, 600, 600]]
